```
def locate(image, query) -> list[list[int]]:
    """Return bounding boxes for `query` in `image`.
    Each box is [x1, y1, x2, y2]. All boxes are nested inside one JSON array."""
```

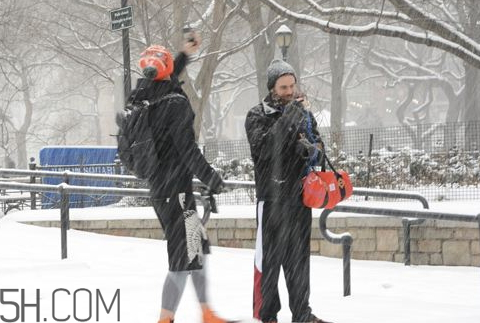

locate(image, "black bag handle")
[[320, 153, 338, 174], [303, 111, 337, 174]]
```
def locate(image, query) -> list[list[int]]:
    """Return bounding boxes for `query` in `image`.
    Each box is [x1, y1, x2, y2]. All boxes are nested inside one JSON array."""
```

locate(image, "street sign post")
[[110, 2, 133, 103], [110, 6, 133, 31]]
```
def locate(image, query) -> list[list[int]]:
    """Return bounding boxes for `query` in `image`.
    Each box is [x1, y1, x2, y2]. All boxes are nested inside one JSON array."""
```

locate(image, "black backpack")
[[115, 93, 184, 179]]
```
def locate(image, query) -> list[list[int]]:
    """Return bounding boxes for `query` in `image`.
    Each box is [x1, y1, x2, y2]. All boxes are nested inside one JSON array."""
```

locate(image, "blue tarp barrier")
[[39, 146, 121, 208]]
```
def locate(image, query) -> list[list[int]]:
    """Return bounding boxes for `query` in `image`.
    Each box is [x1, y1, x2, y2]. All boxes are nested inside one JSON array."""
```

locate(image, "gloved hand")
[[296, 137, 318, 160], [182, 30, 201, 55], [207, 175, 225, 195], [283, 100, 305, 124]]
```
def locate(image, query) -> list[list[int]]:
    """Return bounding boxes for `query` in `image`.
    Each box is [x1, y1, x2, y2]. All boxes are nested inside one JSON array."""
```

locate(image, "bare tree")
[[257, 0, 480, 148], [258, 0, 480, 67], [0, 0, 64, 167]]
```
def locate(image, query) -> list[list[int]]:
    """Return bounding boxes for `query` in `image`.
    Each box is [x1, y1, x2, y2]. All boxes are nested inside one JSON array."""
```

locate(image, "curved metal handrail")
[[352, 187, 429, 209], [319, 208, 353, 245], [319, 189, 480, 297]]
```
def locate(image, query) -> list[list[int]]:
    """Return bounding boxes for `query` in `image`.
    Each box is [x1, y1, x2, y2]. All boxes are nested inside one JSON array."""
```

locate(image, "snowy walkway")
[[0, 214, 479, 323]]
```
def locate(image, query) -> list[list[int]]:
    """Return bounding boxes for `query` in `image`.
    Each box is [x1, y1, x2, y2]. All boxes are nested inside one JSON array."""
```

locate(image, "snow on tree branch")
[[191, 0, 216, 29], [258, 0, 480, 69], [303, 0, 411, 24], [365, 50, 443, 87], [194, 16, 281, 62], [389, 0, 480, 58]]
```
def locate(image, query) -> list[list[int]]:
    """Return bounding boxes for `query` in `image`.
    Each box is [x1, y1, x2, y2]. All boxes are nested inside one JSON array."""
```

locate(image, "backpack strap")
[[128, 92, 186, 109], [142, 93, 187, 131], [149, 92, 186, 106]]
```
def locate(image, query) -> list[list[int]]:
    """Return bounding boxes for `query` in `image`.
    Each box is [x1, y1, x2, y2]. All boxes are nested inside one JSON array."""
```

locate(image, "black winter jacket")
[[129, 54, 222, 198], [245, 95, 323, 204]]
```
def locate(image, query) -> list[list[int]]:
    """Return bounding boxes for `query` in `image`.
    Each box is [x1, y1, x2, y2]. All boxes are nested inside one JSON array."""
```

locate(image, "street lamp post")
[[275, 24, 293, 61]]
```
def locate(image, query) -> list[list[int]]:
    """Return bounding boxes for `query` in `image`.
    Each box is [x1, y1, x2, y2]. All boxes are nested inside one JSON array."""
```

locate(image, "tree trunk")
[[285, 21, 301, 80], [329, 34, 348, 154], [443, 83, 462, 123], [172, 0, 189, 50], [463, 3, 480, 151], [15, 131, 27, 169], [94, 87, 102, 145], [95, 113, 102, 145], [138, 0, 152, 46], [442, 83, 463, 151], [171, 0, 204, 137], [17, 67, 34, 169], [192, 0, 227, 139], [247, 0, 276, 100]]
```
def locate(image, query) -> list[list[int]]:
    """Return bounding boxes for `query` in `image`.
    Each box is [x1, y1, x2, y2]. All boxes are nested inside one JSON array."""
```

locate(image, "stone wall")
[[24, 216, 480, 267]]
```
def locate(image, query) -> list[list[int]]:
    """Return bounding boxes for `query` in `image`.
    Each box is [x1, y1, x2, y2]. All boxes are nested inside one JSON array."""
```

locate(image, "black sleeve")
[[308, 110, 324, 147], [245, 102, 305, 161], [173, 52, 189, 77], [166, 97, 223, 188]]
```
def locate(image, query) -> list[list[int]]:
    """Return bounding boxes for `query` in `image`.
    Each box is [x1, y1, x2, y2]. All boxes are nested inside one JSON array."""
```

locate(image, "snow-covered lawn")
[[1, 206, 479, 322]]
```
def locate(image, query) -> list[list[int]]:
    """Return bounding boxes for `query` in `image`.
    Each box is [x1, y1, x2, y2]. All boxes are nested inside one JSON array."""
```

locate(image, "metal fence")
[[204, 121, 480, 203], [204, 121, 480, 161], [317, 121, 480, 156], [10, 121, 478, 208], [27, 159, 133, 208], [0, 177, 223, 259]]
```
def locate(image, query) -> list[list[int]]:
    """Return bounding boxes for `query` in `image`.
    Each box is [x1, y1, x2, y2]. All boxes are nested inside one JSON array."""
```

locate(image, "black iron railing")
[[320, 189, 480, 297]]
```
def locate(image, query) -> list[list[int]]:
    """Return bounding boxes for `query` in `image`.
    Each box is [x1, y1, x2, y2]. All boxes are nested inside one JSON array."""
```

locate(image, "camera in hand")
[[182, 26, 196, 44]]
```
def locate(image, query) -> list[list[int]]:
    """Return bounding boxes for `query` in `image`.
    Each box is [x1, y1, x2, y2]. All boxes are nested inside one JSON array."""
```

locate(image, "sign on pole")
[[110, 6, 133, 31], [110, 2, 133, 102]]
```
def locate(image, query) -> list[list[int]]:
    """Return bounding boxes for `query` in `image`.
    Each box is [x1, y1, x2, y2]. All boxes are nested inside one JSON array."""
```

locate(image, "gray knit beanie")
[[267, 59, 297, 90]]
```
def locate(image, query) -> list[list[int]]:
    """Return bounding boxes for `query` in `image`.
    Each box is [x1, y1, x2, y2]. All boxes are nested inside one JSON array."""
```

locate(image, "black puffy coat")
[[129, 55, 222, 198], [245, 95, 323, 205]]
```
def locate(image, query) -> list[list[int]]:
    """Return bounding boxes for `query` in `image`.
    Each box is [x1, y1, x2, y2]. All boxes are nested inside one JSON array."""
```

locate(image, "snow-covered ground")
[[0, 219, 478, 323], [1, 202, 479, 323]]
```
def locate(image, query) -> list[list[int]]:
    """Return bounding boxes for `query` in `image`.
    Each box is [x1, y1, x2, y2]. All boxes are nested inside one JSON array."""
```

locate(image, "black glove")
[[296, 137, 318, 160], [283, 100, 305, 124], [207, 174, 225, 195]]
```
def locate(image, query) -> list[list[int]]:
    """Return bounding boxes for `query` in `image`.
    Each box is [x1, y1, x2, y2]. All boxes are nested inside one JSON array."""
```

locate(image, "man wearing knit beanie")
[[266, 59, 297, 92], [245, 60, 331, 323]]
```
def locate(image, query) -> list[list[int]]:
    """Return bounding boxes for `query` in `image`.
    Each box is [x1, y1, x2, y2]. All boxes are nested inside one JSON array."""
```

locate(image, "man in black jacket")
[[130, 35, 231, 323], [245, 60, 331, 323]]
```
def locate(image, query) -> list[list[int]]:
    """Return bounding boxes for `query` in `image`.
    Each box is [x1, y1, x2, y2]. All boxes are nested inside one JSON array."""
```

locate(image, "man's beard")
[[271, 92, 294, 106]]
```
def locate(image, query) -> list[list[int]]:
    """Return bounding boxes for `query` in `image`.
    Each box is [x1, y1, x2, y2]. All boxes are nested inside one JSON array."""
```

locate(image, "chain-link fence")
[[320, 121, 480, 156], [24, 121, 480, 208], [205, 121, 480, 204]]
